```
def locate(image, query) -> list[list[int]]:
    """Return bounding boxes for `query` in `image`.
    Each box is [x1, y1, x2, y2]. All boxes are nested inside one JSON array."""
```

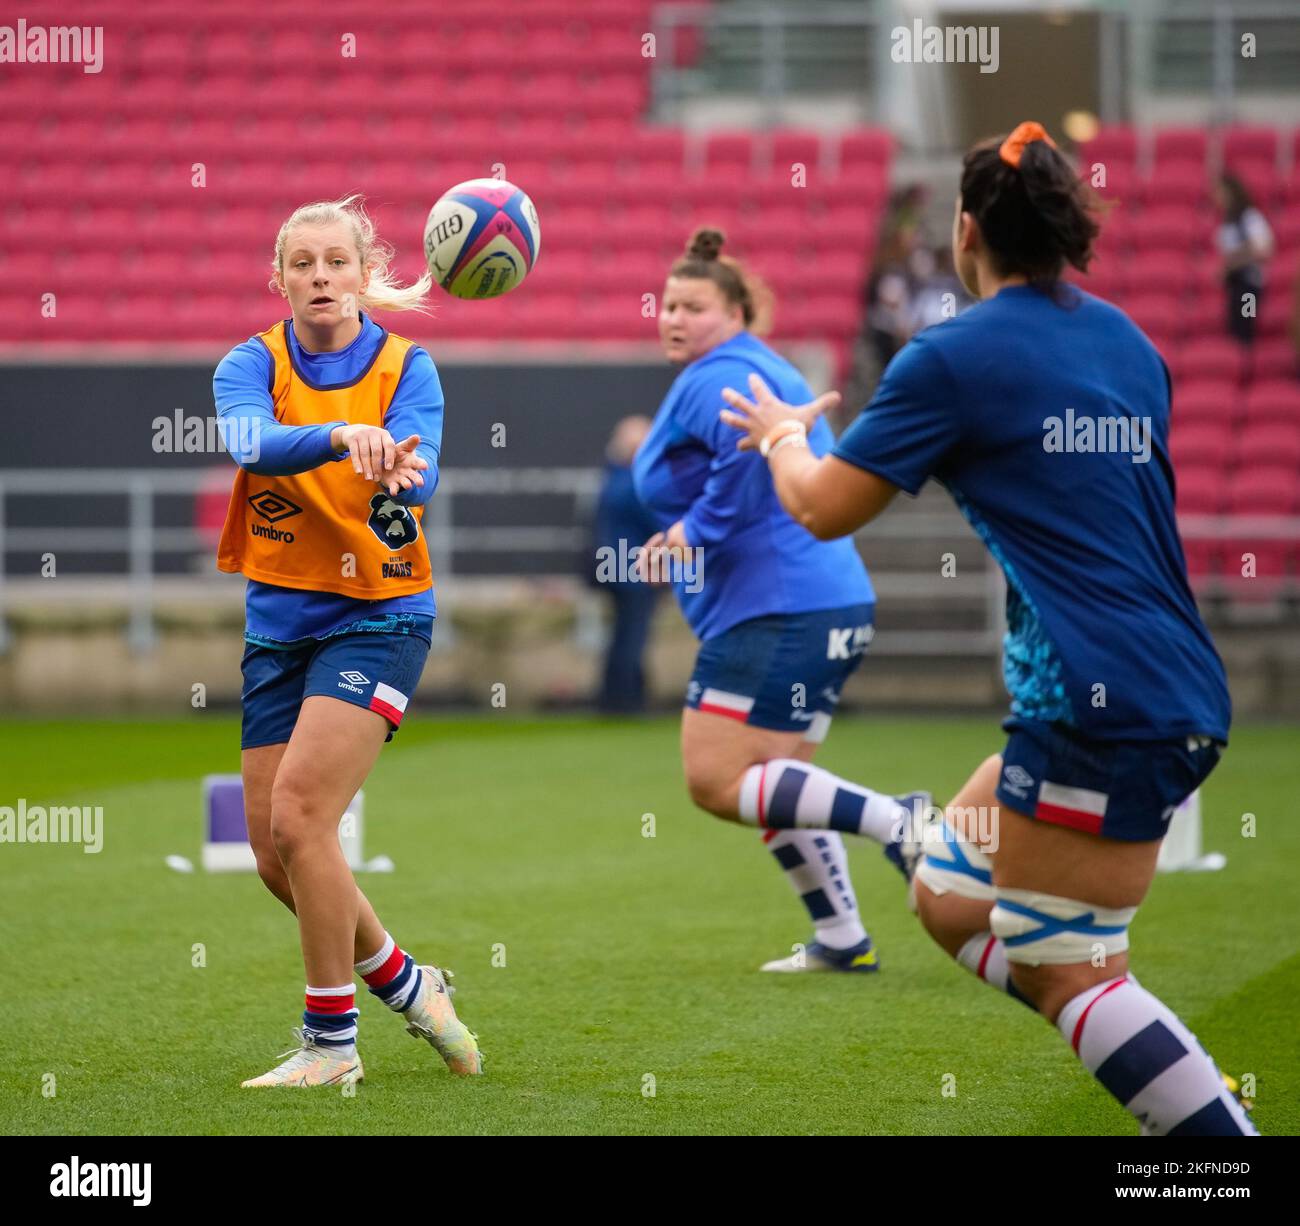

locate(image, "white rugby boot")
[[402, 965, 483, 1076], [241, 1027, 363, 1088]]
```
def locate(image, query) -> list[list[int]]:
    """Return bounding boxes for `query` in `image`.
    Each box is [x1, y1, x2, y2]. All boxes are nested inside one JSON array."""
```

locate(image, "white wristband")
[[759, 420, 807, 457], [767, 430, 809, 458]]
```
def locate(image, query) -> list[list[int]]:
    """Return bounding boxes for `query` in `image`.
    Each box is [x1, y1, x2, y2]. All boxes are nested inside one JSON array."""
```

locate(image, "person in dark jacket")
[[592, 415, 662, 714]]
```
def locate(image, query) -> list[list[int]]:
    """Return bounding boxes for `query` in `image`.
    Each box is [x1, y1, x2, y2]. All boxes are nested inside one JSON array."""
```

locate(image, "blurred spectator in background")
[[863, 184, 930, 370], [865, 262, 914, 369], [590, 415, 661, 715], [1214, 172, 1274, 353], [845, 208, 973, 420], [878, 183, 929, 259], [908, 244, 974, 333]]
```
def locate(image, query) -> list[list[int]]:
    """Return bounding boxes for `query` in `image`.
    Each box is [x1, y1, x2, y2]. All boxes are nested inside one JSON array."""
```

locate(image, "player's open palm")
[[719, 372, 841, 451]]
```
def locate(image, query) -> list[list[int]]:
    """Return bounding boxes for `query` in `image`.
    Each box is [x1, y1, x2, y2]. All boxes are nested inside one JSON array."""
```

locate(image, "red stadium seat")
[[1153, 127, 1209, 168], [1078, 126, 1139, 170], [1126, 292, 1184, 344], [1174, 466, 1226, 513], [1170, 422, 1233, 469], [1221, 467, 1300, 584], [1181, 537, 1220, 580], [1076, 264, 1127, 303], [627, 128, 686, 169], [1135, 164, 1211, 210], [1168, 337, 1247, 385], [838, 129, 893, 169], [1222, 125, 1279, 165], [704, 131, 757, 175], [1252, 338, 1299, 381], [1235, 423, 1300, 470], [769, 129, 826, 178], [1182, 294, 1228, 339], [1227, 466, 1299, 513], [1182, 259, 1222, 298], [821, 166, 889, 209], [1128, 206, 1207, 254], [1172, 380, 1239, 426], [1090, 158, 1140, 207], [1095, 205, 1136, 254], [1244, 380, 1300, 425], [1215, 538, 1291, 586], [1128, 250, 1195, 296]]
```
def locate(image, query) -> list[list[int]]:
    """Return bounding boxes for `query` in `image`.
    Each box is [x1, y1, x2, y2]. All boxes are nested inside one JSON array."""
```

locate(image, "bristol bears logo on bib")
[[367, 493, 420, 549]]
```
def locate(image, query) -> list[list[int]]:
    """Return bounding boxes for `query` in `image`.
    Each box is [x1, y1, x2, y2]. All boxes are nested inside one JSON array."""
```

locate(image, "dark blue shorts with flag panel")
[[241, 616, 432, 750], [995, 717, 1225, 843], [685, 603, 876, 740]]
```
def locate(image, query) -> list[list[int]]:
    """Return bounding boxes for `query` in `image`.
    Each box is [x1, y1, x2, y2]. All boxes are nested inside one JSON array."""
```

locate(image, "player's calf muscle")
[[1009, 959, 1130, 1023]]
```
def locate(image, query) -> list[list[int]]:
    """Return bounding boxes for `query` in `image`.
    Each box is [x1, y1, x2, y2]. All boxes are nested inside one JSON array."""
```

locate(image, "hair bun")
[[687, 228, 725, 261]]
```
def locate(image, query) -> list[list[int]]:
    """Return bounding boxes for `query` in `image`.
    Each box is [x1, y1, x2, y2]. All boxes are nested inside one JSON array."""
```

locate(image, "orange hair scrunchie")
[[999, 121, 1058, 169]]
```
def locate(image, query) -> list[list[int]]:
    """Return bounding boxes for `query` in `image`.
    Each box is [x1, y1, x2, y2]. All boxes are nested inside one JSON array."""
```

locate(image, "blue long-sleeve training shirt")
[[213, 312, 443, 644], [632, 331, 874, 640]]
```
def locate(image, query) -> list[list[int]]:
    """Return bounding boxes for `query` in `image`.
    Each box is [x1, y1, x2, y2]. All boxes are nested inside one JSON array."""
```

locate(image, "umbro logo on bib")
[[248, 491, 302, 524]]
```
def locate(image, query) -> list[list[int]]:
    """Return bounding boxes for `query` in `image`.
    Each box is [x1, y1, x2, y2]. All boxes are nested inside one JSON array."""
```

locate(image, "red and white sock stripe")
[[305, 984, 356, 1015], [357, 938, 407, 990]]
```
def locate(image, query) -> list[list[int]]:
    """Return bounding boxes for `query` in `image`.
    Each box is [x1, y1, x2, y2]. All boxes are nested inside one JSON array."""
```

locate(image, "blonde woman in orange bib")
[[215, 195, 481, 1087]]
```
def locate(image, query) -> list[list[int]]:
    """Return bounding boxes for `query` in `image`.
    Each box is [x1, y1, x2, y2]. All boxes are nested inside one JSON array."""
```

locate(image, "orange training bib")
[[216, 321, 433, 600]]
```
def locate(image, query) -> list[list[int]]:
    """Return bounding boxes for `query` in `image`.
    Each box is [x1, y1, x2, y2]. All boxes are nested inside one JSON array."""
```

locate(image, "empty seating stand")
[[1071, 123, 1300, 600], [0, 0, 890, 362]]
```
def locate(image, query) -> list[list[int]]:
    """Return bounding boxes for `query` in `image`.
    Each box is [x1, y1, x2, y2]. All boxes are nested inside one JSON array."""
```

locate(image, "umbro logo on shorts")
[[338, 670, 369, 695]]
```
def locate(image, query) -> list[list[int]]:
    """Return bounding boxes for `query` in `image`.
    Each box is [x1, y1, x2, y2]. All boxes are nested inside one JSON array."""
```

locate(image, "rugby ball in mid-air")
[[423, 178, 541, 299]]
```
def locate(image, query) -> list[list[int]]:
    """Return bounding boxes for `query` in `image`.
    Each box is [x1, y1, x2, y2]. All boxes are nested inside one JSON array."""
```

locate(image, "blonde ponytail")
[[271, 193, 434, 316]]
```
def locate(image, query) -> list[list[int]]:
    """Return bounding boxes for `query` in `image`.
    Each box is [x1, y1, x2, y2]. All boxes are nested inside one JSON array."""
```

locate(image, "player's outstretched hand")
[[719, 373, 841, 451], [376, 434, 428, 497], [333, 423, 399, 480]]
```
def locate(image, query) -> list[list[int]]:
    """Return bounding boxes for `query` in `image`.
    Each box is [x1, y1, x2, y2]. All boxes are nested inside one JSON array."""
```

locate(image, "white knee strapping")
[[914, 818, 996, 901], [991, 887, 1137, 966]]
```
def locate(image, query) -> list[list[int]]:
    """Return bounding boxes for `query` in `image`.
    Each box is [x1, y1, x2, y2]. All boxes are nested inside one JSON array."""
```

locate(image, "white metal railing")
[[0, 467, 1011, 657], [9, 470, 1293, 658]]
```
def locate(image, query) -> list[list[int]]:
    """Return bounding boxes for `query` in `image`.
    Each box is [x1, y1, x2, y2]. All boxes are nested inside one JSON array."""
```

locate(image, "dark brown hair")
[[668, 228, 773, 333], [1217, 172, 1254, 224], [959, 135, 1103, 285]]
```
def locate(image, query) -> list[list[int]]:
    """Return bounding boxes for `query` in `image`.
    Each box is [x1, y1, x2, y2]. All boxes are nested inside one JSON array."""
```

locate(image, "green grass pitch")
[[2, 714, 1295, 1136]]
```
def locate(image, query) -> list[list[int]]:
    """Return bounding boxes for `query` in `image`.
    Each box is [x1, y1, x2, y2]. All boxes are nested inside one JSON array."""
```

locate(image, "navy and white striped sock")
[[356, 933, 424, 1013], [303, 985, 358, 1052], [739, 759, 907, 844], [765, 829, 867, 949], [1058, 974, 1257, 1135]]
